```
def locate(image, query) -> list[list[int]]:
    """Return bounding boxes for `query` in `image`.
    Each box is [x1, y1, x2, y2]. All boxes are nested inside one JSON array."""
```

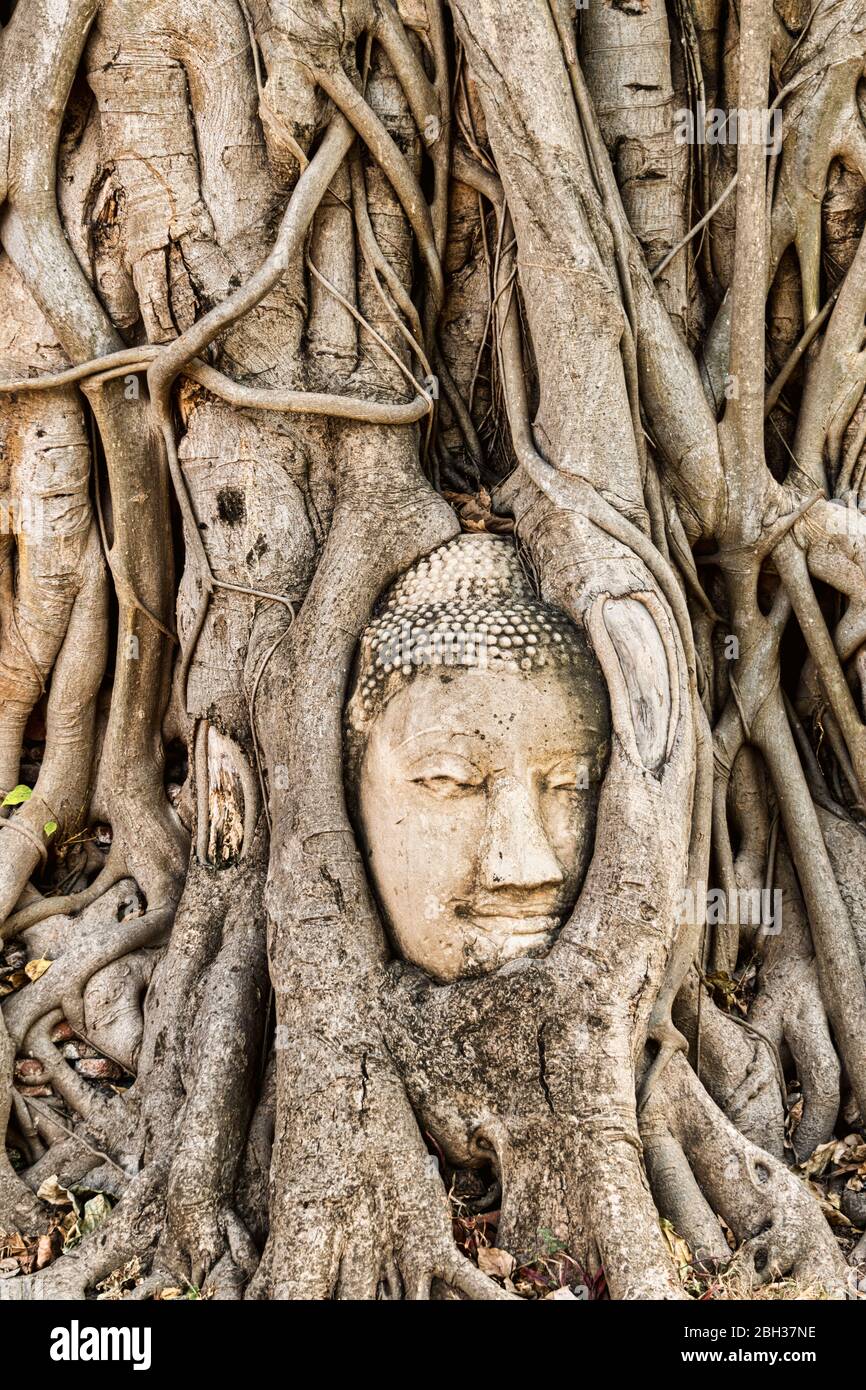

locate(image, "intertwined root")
[[3, 0, 866, 1302], [0, 1161, 169, 1302], [0, 885, 172, 1249], [650, 1056, 849, 1295]]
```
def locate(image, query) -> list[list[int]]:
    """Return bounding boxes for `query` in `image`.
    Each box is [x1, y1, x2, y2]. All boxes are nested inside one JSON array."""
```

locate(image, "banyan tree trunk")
[[0, 0, 865, 1300]]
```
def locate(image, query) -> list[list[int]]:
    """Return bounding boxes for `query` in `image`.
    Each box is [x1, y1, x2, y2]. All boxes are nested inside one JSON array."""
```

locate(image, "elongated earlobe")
[[586, 593, 676, 774]]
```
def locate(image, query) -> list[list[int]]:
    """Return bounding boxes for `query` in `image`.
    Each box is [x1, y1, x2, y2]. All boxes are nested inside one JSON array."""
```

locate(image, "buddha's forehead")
[[345, 535, 613, 804], [374, 665, 606, 760]]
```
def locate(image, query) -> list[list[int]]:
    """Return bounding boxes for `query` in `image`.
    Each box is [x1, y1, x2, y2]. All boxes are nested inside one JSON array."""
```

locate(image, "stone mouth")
[[467, 912, 561, 938]]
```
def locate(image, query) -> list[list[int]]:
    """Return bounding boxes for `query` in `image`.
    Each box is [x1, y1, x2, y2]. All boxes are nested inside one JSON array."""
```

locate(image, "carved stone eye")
[[411, 774, 480, 798]]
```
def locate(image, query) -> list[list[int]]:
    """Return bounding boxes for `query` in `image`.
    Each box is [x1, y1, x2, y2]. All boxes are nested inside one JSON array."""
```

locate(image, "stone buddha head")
[[345, 535, 610, 982]]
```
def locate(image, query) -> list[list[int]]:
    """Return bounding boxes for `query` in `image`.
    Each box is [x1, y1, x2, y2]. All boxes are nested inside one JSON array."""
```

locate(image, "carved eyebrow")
[[393, 727, 478, 751], [541, 753, 584, 772], [407, 753, 482, 778], [541, 759, 587, 786], [537, 733, 605, 763]]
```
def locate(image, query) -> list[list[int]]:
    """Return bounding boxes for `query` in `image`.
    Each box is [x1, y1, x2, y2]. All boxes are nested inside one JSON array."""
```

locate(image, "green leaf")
[[79, 1193, 113, 1241], [538, 1226, 566, 1256], [2, 784, 32, 807], [43, 820, 58, 837]]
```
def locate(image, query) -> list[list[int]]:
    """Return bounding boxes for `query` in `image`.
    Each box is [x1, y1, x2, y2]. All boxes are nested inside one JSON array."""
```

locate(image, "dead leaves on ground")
[[0, 951, 52, 998], [704, 969, 753, 1017], [799, 1133, 866, 1181], [0, 1177, 114, 1280], [0, 969, 25, 999], [450, 1191, 607, 1300], [476, 1245, 515, 1280], [0, 1230, 57, 1280], [96, 1262, 206, 1301], [96, 1258, 143, 1300], [797, 1134, 866, 1233]]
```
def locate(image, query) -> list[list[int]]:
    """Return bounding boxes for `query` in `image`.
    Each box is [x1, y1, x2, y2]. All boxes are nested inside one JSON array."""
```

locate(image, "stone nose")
[[478, 774, 564, 894]]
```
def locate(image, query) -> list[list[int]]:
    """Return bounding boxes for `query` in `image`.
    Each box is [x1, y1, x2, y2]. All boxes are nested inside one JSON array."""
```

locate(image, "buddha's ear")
[[584, 591, 680, 775]]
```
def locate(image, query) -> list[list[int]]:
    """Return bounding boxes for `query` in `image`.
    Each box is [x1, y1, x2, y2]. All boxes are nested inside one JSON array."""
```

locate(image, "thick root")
[[657, 1054, 849, 1294], [0, 1161, 167, 1302]]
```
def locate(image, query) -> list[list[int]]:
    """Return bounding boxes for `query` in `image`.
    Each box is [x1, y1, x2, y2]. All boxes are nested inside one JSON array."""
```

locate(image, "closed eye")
[[411, 773, 481, 798], [408, 756, 483, 797], [543, 761, 589, 793]]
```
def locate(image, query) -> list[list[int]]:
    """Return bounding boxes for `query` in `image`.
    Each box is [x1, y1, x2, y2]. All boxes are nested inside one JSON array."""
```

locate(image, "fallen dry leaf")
[[79, 1193, 113, 1241], [24, 958, 52, 982], [799, 1140, 838, 1178], [661, 1217, 694, 1279], [477, 1245, 516, 1279], [35, 1232, 58, 1270], [96, 1257, 142, 1300], [36, 1175, 76, 1207], [807, 1180, 853, 1227], [442, 490, 514, 536]]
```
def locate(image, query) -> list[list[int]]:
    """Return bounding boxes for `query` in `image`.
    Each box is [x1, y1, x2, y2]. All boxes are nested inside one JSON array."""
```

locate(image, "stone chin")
[[449, 915, 561, 981], [389, 900, 565, 982]]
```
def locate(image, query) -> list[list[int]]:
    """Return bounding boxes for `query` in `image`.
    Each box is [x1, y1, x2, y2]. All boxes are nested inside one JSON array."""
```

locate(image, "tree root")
[[0, 523, 107, 927], [1, 848, 127, 945], [3, 0, 866, 1306], [3, 904, 171, 1055], [655, 1054, 849, 1294], [0, 1160, 168, 1302], [0, 1007, 45, 1236]]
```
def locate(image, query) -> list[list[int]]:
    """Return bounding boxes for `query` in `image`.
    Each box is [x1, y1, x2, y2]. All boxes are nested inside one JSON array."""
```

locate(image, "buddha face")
[[357, 661, 607, 981]]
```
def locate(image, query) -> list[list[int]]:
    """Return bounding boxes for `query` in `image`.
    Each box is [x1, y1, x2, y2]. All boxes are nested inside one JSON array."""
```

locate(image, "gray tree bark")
[[1, 0, 865, 1299]]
